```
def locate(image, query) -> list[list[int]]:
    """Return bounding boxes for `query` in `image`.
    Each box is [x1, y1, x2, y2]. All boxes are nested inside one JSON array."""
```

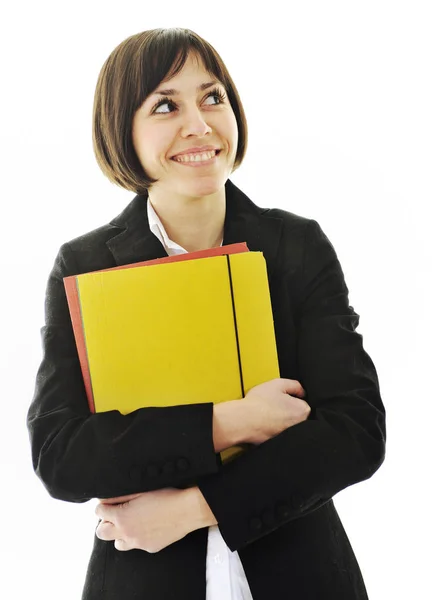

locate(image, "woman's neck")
[[148, 187, 226, 252]]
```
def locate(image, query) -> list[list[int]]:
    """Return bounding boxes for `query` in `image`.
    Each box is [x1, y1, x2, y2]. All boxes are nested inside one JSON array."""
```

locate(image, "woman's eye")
[[152, 89, 226, 115]]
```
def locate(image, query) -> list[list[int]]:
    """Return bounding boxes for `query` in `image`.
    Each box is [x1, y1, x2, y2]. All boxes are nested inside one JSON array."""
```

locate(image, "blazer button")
[[275, 503, 291, 519], [129, 465, 142, 482], [145, 464, 160, 478], [176, 458, 190, 472], [262, 509, 275, 526], [162, 461, 175, 475], [249, 517, 262, 531]]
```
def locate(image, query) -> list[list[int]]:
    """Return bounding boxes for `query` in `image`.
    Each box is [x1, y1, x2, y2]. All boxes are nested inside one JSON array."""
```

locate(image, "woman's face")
[[132, 52, 239, 200]]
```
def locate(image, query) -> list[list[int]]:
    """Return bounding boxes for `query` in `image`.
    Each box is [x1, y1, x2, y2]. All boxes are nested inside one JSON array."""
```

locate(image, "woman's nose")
[[179, 109, 212, 137]]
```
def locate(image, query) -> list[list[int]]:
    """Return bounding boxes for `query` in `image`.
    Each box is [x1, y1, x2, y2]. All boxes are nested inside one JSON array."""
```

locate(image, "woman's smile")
[[171, 149, 222, 168]]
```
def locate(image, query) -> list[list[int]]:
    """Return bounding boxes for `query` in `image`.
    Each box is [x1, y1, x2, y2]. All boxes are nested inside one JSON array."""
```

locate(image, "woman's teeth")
[[173, 150, 217, 162]]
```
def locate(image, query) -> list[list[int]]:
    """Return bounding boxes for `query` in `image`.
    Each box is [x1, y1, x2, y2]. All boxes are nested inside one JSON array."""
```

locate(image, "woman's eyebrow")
[[153, 81, 220, 97]]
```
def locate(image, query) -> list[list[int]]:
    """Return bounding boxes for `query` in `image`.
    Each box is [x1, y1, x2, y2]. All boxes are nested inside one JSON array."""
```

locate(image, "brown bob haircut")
[[92, 27, 248, 195]]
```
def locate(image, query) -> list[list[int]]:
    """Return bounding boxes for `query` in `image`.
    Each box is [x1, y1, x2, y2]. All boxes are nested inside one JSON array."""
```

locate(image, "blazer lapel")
[[106, 196, 169, 266], [105, 178, 283, 283]]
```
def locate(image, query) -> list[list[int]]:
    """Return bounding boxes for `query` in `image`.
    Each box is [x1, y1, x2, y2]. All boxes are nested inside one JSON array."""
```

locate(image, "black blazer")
[[27, 178, 386, 600]]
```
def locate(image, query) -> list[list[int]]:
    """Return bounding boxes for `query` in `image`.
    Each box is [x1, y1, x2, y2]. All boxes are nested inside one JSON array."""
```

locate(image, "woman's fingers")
[[96, 519, 132, 551], [114, 538, 131, 551], [95, 519, 116, 541]]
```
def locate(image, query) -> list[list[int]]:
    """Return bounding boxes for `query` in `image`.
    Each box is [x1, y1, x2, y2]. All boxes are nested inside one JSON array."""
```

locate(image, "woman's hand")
[[242, 378, 310, 445], [95, 488, 194, 553]]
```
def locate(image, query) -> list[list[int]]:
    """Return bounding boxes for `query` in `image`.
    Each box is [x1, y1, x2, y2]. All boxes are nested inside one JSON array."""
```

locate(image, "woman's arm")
[[193, 219, 386, 552], [27, 243, 249, 503], [212, 399, 256, 452]]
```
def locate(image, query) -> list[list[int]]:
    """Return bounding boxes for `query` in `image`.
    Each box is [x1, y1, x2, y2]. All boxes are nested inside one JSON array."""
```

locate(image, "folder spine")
[[226, 254, 245, 399]]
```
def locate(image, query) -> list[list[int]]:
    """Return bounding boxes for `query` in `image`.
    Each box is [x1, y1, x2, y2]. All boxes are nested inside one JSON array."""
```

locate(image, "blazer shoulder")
[[264, 206, 311, 225], [65, 221, 123, 252], [265, 206, 336, 246], [58, 195, 146, 273], [262, 207, 324, 272], [263, 206, 317, 236], [55, 221, 124, 277]]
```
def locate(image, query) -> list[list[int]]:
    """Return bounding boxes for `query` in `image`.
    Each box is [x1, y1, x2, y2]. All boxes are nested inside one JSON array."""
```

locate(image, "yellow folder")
[[65, 248, 280, 464]]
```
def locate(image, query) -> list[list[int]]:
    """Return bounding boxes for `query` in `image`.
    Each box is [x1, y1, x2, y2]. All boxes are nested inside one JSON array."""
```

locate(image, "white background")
[[1, 1, 439, 598]]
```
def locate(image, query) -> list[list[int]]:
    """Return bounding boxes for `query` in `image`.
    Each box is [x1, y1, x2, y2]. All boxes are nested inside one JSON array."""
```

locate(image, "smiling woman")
[[92, 30, 247, 193], [91, 29, 247, 252], [131, 57, 236, 179], [27, 26, 385, 600]]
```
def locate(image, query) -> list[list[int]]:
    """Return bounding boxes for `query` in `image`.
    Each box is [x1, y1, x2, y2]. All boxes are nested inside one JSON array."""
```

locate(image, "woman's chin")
[[172, 176, 226, 198]]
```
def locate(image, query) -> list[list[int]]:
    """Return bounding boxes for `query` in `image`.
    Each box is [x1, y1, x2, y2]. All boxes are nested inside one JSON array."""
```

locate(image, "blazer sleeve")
[[196, 218, 386, 552], [26, 242, 220, 503]]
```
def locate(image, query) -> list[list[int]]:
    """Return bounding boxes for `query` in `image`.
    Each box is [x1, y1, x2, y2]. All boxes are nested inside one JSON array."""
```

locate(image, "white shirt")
[[147, 198, 254, 600]]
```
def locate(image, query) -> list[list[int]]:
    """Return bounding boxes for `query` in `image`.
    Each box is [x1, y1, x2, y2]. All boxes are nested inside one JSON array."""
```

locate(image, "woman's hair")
[[92, 28, 248, 194]]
